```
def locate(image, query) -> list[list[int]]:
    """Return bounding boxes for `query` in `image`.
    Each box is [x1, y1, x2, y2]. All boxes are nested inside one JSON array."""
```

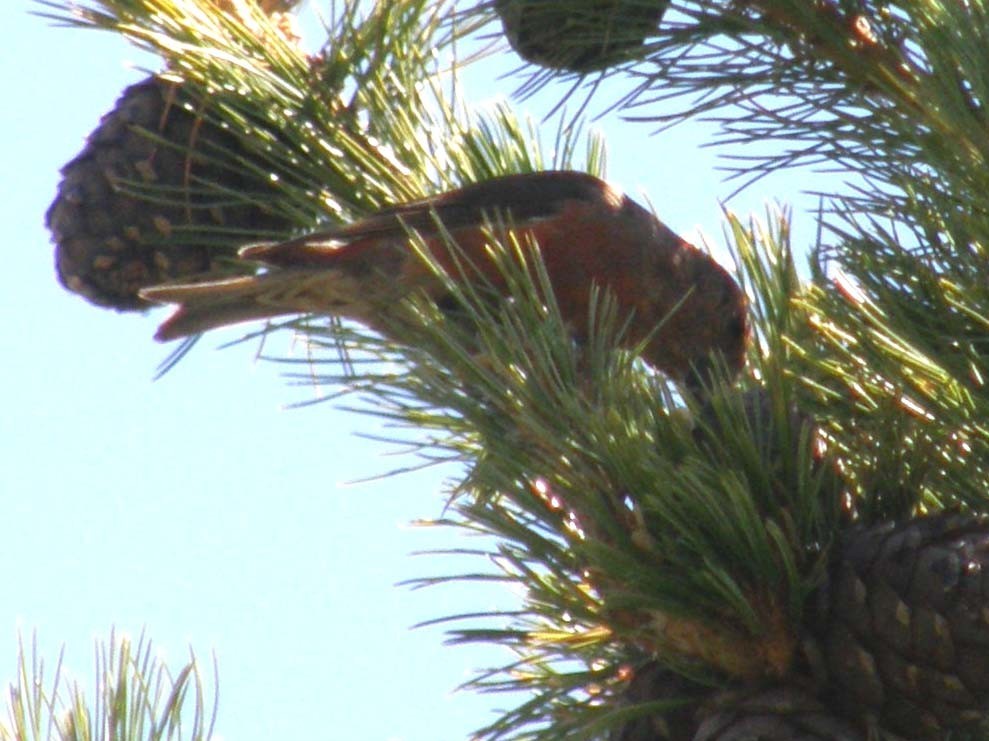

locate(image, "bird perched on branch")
[[141, 171, 749, 387]]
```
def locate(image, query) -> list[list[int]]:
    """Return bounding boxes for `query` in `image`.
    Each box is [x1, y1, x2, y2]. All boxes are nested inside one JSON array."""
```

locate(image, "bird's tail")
[[140, 274, 301, 341], [141, 236, 408, 342]]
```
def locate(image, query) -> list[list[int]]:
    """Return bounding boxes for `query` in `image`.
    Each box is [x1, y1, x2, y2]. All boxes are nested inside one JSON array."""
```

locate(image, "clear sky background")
[[3, 2, 847, 739]]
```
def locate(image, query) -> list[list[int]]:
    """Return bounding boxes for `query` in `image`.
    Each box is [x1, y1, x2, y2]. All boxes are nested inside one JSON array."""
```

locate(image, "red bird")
[[140, 171, 748, 386]]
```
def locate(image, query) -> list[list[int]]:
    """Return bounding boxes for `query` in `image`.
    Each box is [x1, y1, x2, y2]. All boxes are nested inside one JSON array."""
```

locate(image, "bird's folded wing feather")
[[242, 171, 616, 267]]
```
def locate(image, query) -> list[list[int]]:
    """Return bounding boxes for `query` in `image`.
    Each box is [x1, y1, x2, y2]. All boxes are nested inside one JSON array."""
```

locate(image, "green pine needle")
[[275, 210, 838, 738], [0, 631, 215, 741], [39, 0, 989, 738]]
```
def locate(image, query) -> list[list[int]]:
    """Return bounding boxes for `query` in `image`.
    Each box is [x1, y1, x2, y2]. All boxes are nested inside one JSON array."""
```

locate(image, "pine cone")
[[494, 0, 668, 73], [609, 661, 711, 741], [47, 75, 292, 311], [609, 665, 866, 741], [810, 512, 989, 738], [693, 686, 865, 741]]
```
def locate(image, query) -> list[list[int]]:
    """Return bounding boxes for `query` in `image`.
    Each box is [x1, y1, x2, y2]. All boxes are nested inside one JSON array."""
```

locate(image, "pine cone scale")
[[813, 512, 989, 737], [47, 75, 293, 311]]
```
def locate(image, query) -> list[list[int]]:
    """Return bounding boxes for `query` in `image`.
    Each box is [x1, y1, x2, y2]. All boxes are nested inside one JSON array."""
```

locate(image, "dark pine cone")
[[609, 663, 865, 741], [494, 0, 668, 73], [693, 686, 865, 741], [609, 661, 711, 741], [810, 511, 989, 738], [47, 75, 293, 311]]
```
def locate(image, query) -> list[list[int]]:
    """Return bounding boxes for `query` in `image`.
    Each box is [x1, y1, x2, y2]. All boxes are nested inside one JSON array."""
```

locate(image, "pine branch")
[[463, 0, 989, 528], [457, 2, 989, 510], [40, 0, 989, 738], [469, 1, 989, 224], [37, 0, 500, 222], [39, 0, 607, 376], [275, 211, 836, 739], [0, 631, 215, 741]]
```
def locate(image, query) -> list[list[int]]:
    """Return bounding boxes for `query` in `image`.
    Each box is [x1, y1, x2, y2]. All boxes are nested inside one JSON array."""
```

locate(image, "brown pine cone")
[[810, 511, 989, 738], [47, 75, 293, 311], [693, 686, 866, 741], [494, 0, 668, 73], [609, 663, 871, 740], [609, 661, 712, 741]]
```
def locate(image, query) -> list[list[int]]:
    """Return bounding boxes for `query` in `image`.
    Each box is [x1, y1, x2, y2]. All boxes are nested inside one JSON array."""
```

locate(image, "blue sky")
[[3, 2, 844, 739]]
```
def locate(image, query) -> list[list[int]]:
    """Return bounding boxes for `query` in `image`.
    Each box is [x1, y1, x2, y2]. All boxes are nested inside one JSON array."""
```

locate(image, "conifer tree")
[[31, 0, 989, 738]]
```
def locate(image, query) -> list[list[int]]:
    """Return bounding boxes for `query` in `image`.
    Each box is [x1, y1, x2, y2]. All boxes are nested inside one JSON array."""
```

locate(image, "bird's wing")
[[241, 171, 622, 267], [141, 172, 628, 342]]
